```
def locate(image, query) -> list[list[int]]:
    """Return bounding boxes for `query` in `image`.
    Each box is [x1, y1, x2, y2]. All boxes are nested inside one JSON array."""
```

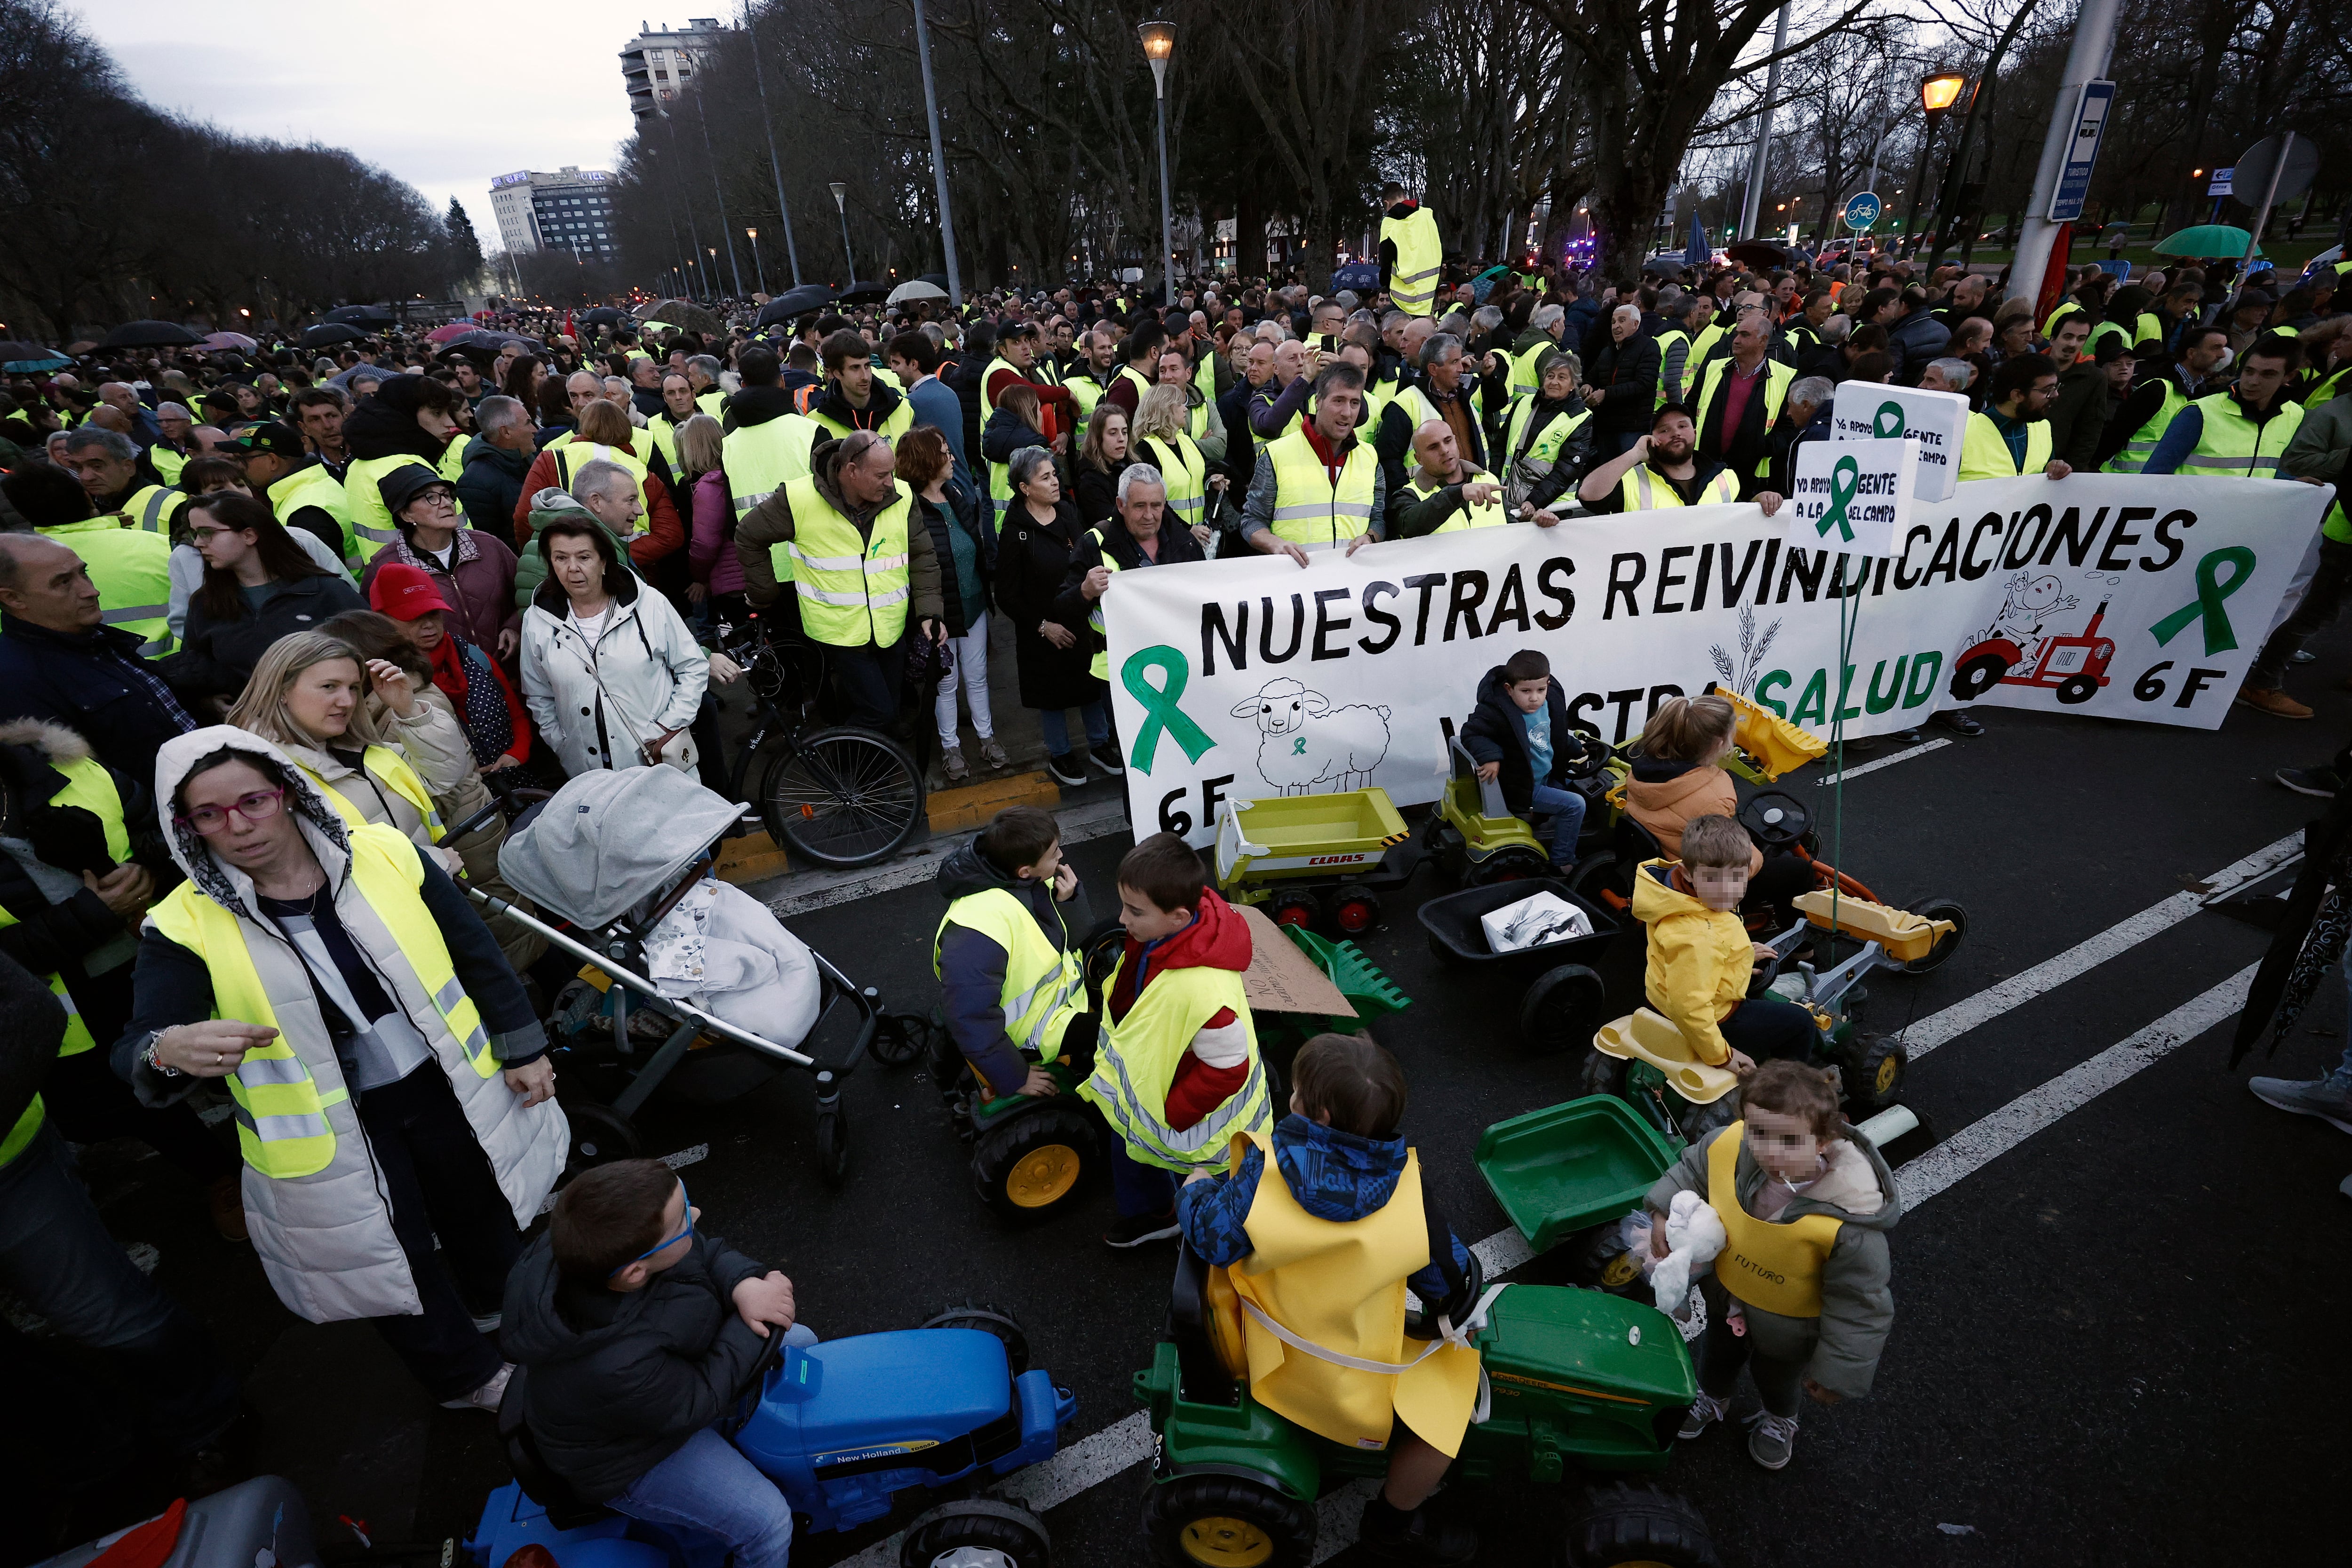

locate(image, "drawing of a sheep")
[[1229, 677, 1393, 795]]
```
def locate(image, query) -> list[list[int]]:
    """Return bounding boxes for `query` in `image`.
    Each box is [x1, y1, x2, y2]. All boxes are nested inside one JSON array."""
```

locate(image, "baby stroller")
[[457, 767, 883, 1185]]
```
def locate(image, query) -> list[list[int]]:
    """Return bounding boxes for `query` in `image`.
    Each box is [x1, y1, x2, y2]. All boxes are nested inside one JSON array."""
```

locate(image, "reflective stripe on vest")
[[299, 747, 445, 844], [1140, 433, 1207, 522], [0, 754, 130, 1057], [1696, 358, 1793, 479], [270, 464, 358, 565], [344, 455, 435, 562], [932, 887, 1085, 1073], [1076, 952, 1269, 1172], [2102, 382, 2188, 474], [127, 485, 183, 536], [37, 517, 172, 655], [1708, 1121, 1844, 1317], [554, 442, 649, 492], [1381, 207, 1443, 316], [781, 473, 913, 647], [2176, 392, 2305, 479], [1263, 428, 1377, 547], [1622, 463, 1739, 509], [146, 824, 495, 1177], [810, 399, 914, 442]]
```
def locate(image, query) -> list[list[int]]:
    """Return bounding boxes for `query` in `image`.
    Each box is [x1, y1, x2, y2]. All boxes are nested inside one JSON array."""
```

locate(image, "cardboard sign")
[[1790, 436, 1917, 559], [1234, 903, 1356, 1018], [1831, 382, 1970, 503]]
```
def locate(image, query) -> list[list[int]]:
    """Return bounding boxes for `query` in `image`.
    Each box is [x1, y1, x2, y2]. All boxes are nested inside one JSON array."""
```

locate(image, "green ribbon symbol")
[[1814, 455, 1860, 541], [1873, 400, 1907, 439], [2149, 545, 2257, 655], [1121, 645, 1217, 775]]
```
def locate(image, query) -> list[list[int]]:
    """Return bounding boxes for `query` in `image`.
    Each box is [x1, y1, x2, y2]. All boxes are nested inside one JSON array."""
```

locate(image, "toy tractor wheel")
[[1083, 925, 1126, 1003], [1266, 890, 1320, 929], [563, 1102, 641, 1171], [1578, 1046, 1629, 1101], [1841, 1031, 1907, 1113], [816, 1100, 851, 1187], [1467, 846, 1550, 886], [971, 1103, 1098, 1222], [1901, 897, 1967, 973], [900, 1498, 1051, 1568], [917, 1303, 1031, 1375], [1142, 1472, 1315, 1568], [1949, 652, 2010, 701], [870, 1011, 935, 1067], [1566, 849, 1624, 904], [1518, 964, 1607, 1055], [1570, 1222, 1648, 1299], [1558, 1481, 1722, 1568], [1330, 884, 1381, 935]]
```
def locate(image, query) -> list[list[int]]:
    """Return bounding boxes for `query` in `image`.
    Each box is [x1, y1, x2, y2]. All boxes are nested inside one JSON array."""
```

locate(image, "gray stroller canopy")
[[498, 768, 745, 930]]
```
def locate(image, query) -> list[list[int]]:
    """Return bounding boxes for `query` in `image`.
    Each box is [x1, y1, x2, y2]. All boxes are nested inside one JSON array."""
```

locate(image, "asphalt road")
[[41, 669, 2352, 1568]]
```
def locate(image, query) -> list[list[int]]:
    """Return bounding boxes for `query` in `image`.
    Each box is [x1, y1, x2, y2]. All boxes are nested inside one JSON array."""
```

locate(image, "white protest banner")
[[1790, 437, 1916, 558], [1101, 476, 2331, 845], [1831, 382, 1971, 501]]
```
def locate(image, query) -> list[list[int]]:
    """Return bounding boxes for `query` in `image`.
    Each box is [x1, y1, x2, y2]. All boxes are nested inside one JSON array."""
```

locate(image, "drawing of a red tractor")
[[1950, 598, 2116, 705]]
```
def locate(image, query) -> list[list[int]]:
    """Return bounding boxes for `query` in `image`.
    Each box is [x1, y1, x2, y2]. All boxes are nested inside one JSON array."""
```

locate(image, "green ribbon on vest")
[[1121, 645, 1216, 775], [2149, 545, 2256, 656], [1873, 401, 1906, 439], [1815, 455, 1860, 542]]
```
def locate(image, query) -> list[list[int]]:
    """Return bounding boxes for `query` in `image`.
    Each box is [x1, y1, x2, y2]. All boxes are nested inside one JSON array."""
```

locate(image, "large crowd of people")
[[0, 195, 2348, 1565]]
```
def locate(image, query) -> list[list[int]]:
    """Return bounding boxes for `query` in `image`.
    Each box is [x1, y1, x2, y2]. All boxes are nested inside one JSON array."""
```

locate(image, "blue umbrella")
[[1685, 212, 1710, 271]]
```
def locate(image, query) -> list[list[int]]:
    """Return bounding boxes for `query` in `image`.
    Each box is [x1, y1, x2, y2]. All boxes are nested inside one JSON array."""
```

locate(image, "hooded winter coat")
[[1460, 664, 1578, 814], [500, 1227, 773, 1502], [933, 833, 1095, 1095], [1646, 1121, 1899, 1400], [519, 549, 711, 779], [1633, 858, 1756, 1068], [118, 726, 560, 1323], [511, 434, 685, 571], [1624, 756, 1759, 870]]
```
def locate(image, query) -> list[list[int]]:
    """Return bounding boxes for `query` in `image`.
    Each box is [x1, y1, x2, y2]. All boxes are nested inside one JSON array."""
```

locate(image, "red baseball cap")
[[369, 562, 453, 623]]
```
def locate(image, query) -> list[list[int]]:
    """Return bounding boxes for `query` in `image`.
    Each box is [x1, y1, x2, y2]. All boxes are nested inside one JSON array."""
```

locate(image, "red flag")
[[2034, 224, 2073, 327]]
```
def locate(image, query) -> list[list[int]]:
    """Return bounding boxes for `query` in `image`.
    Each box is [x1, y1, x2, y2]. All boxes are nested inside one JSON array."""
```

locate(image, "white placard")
[[1790, 437, 1916, 559], [1831, 382, 1971, 503]]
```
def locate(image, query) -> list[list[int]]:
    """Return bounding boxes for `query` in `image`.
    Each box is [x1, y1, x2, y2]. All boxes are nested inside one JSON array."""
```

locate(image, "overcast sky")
[[64, 0, 672, 246]]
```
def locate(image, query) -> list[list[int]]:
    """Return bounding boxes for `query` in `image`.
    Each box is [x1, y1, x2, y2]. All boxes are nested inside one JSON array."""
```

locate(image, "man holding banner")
[[1578, 404, 1775, 515], [1238, 363, 1387, 567]]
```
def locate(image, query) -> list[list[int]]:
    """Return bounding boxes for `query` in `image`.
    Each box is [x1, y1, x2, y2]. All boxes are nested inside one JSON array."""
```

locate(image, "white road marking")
[[831, 1411, 1155, 1568], [768, 797, 1129, 919], [1816, 737, 1950, 785], [1898, 830, 2299, 1059], [1896, 964, 2255, 1210]]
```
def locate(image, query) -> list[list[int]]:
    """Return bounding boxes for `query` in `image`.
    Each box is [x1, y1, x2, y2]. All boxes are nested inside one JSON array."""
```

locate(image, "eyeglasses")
[[610, 1181, 696, 1276], [411, 488, 457, 507], [175, 787, 285, 835]]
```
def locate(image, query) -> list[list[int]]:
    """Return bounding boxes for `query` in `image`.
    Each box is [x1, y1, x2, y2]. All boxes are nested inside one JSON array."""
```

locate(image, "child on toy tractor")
[[1079, 833, 1272, 1249], [1637, 814, 1819, 1074], [934, 806, 1099, 1102], [1176, 1034, 1485, 1567], [1641, 1059, 1900, 1472], [1627, 695, 1813, 931], [1462, 648, 1590, 875], [501, 1161, 814, 1568]]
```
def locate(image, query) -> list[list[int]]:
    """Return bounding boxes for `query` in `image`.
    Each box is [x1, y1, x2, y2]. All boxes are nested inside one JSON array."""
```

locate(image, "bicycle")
[[709, 613, 927, 870]]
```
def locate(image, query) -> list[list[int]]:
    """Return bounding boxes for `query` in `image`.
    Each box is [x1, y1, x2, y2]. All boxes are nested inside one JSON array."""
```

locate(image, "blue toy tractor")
[[469, 1309, 1074, 1568]]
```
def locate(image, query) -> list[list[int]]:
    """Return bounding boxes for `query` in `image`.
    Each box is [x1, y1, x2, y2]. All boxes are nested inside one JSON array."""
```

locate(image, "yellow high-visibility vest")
[[933, 888, 1085, 1083], [1077, 950, 1268, 1173], [0, 751, 129, 1058], [1619, 463, 1739, 510], [1380, 206, 1443, 317], [36, 517, 172, 655], [1262, 428, 1377, 548], [1958, 411, 2053, 481], [1709, 1122, 1844, 1317], [299, 746, 447, 845], [780, 472, 912, 647], [2174, 391, 2304, 480]]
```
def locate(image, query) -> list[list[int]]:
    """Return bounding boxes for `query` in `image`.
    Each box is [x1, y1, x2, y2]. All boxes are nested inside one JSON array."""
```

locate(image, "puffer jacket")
[[118, 726, 560, 1324], [1632, 857, 1754, 1067], [1623, 756, 1758, 869], [519, 565, 711, 778], [1646, 1121, 1900, 1399]]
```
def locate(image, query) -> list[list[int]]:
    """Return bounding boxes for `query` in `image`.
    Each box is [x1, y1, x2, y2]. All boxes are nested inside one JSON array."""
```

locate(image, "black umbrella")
[[579, 307, 634, 327], [1640, 253, 1691, 277], [435, 331, 510, 368], [326, 304, 398, 326], [837, 279, 893, 305], [1723, 240, 1792, 271], [755, 284, 840, 327], [99, 319, 202, 349], [298, 322, 370, 350]]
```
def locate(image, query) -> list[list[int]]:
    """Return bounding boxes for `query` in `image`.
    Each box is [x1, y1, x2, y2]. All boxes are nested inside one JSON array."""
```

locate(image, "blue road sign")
[[1843, 192, 1882, 232], [2048, 80, 2116, 222]]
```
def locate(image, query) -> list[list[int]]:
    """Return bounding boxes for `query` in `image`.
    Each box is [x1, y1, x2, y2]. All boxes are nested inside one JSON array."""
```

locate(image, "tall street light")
[[747, 227, 768, 298], [829, 181, 856, 281], [910, 0, 963, 308], [1900, 71, 1967, 257], [1138, 20, 1176, 307], [742, 1, 803, 286]]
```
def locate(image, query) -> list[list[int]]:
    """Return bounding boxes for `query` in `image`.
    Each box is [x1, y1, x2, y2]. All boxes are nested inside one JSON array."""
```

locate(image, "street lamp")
[[1899, 72, 1968, 256], [747, 227, 767, 297], [829, 182, 855, 282], [1137, 20, 1176, 306]]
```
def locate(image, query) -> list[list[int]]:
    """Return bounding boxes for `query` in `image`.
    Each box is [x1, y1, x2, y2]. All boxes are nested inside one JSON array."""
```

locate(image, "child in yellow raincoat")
[[1176, 1034, 1484, 1567], [1634, 812, 1820, 1070]]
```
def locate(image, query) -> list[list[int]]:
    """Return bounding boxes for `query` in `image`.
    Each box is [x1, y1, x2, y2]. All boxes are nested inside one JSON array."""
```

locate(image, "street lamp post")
[[1899, 72, 1967, 257], [910, 0, 963, 308], [829, 182, 856, 281], [1137, 21, 1176, 305], [747, 228, 767, 297], [743, 1, 803, 287]]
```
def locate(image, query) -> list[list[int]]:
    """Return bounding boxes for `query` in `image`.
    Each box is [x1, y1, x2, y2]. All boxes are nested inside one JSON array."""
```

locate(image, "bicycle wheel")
[[765, 726, 926, 868]]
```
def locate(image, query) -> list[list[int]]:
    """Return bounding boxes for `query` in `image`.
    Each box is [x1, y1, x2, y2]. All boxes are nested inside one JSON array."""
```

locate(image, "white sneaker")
[[442, 1362, 512, 1413], [1677, 1390, 1727, 1441], [2248, 1072, 2352, 1135], [1745, 1408, 1800, 1469]]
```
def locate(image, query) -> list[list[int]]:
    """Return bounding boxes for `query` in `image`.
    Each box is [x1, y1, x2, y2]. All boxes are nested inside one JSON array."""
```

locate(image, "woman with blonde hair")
[[1627, 693, 1812, 927], [227, 630, 469, 878], [1130, 383, 1222, 548]]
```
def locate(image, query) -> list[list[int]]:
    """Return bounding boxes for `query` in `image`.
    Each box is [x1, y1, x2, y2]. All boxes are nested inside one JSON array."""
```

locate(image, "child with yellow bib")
[[1177, 1034, 1484, 1566], [1644, 1058, 1901, 1471]]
